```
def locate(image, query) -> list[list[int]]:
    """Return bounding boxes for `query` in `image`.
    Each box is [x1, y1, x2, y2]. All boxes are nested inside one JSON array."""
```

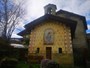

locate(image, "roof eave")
[[18, 14, 77, 38]]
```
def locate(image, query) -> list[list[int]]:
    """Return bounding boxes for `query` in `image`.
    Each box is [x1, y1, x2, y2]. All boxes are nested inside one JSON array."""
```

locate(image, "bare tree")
[[0, 0, 26, 41]]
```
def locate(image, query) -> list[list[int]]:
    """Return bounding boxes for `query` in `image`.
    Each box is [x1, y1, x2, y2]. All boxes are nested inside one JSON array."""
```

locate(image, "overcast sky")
[[11, 0, 90, 38]]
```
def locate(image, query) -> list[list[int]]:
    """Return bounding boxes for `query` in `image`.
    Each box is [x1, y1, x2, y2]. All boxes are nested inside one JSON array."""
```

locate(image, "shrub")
[[0, 57, 18, 68], [40, 59, 59, 68], [47, 61, 59, 68], [0, 37, 10, 46], [41, 59, 50, 68]]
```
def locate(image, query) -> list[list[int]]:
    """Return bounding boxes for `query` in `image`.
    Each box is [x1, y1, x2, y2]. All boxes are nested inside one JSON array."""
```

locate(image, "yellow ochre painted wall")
[[28, 20, 74, 65]]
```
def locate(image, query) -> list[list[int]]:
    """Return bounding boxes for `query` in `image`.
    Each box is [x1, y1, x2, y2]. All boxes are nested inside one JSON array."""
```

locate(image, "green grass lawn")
[[16, 61, 29, 68], [29, 64, 40, 68], [16, 61, 40, 68]]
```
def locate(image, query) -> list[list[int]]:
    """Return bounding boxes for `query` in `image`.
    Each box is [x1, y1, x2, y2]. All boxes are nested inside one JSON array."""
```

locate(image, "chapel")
[[18, 4, 87, 67]]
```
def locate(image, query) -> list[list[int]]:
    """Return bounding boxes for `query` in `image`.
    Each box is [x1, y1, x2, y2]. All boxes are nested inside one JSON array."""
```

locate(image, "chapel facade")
[[18, 4, 87, 67]]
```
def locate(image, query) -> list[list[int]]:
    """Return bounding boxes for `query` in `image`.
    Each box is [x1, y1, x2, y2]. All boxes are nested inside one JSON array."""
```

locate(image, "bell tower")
[[44, 4, 57, 15]]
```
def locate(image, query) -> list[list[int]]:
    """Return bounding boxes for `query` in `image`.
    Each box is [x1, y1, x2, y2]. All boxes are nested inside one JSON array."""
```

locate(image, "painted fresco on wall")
[[44, 29, 54, 45]]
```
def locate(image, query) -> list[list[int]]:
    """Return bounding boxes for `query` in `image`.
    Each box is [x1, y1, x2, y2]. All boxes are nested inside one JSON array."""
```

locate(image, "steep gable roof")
[[18, 14, 77, 39], [25, 14, 76, 29]]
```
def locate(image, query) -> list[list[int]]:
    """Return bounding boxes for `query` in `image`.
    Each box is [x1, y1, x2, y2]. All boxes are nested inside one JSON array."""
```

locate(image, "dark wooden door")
[[46, 47, 52, 59]]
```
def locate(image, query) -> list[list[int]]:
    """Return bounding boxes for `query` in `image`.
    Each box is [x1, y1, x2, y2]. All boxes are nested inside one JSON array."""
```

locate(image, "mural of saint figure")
[[44, 29, 54, 44]]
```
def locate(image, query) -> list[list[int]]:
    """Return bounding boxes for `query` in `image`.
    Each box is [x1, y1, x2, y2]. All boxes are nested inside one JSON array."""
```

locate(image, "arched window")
[[44, 29, 54, 45]]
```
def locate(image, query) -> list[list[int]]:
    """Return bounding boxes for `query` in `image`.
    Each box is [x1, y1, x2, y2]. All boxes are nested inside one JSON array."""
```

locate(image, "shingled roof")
[[56, 10, 87, 29], [18, 14, 77, 39]]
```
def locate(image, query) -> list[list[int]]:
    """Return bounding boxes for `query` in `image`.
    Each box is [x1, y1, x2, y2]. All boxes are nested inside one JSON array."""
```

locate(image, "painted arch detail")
[[44, 28, 54, 45]]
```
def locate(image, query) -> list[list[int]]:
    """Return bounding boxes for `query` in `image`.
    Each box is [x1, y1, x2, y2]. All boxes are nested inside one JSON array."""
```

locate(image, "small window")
[[36, 48, 40, 53], [58, 48, 62, 53]]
